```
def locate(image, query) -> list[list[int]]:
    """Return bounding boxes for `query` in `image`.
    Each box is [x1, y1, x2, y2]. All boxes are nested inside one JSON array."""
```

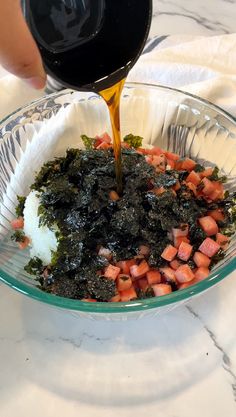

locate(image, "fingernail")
[[25, 76, 46, 90]]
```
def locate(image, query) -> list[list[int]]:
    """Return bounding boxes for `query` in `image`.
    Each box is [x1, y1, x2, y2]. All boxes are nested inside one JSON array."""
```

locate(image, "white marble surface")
[[1, 1, 236, 417]]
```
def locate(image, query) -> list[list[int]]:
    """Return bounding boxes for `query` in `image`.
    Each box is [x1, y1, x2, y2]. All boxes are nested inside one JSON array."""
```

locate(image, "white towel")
[[1, 34, 236, 120]]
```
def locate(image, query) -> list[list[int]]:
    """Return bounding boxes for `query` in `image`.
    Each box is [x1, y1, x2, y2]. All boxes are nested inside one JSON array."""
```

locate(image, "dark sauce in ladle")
[[23, 0, 152, 192]]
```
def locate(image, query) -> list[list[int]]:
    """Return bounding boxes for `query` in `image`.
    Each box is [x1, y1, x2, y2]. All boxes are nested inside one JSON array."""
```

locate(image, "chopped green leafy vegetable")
[[15, 196, 26, 217], [123, 133, 143, 149], [81, 134, 96, 150], [24, 257, 43, 275], [11, 230, 25, 243]]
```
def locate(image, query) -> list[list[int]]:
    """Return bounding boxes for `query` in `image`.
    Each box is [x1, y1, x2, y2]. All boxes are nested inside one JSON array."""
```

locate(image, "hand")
[[0, 0, 46, 89]]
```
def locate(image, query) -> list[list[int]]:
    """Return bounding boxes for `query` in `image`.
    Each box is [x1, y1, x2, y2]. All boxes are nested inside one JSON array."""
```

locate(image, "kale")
[[81, 134, 96, 150], [15, 196, 26, 217], [24, 257, 43, 275], [194, 164, 205, 172], [11, 230, 25, 243], [152, 171, 177, 188], [210, 249, 226, 268], [123, 133, 143, 149]]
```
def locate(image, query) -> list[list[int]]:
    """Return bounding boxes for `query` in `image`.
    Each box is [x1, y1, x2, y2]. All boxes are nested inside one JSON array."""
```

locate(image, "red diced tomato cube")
[[216, 233, 229, 249], [117, 274, 132, 291], [164, 151, 180, 161], [109, 190, 120, 201], [11, 217, 24, 230], [120, 286, 137, 301], [147, 147, 164, 156], [177, 241, 193, 261], [173, 180, 181, 191], [18, 236, 30, 250], [175, 264, 195, 283], [180, 158, 196, 171], [174, 236, 190, 249], [130, 260, 150, 280], [166, 159, 175, 169], [116, 259, 136, 275], [161, 244, 178, 262], [208, 209, 225, 222], [81, 298, 97, 302], [170, 259, 182, 270], [152, 283, 172, 296], [146, 269, 161, 285], [178, 279, 197, 289], [138, 245, 150, 256], [198, 216, 219, 236], [202, 177, 215, 196], [138, 278, 149, 291], [200, 167, 213, 178], [186, 171, 201, 186], [195, 267, 210, 280], [104, 264, 121, 280], [186, 182, 197, 196], [199, 238, 220, 257], [160, 267, 177, 283], [193, 251, 211, 268], [109, 294, 121, 302], [208, 181, 224, 201], [96, 142, 112, 149], [172, 224, 189, 238]]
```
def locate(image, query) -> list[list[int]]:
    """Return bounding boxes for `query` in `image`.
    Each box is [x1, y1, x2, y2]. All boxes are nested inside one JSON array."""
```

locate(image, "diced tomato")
[[104, 264, 121, 280], [109, 294, 121, 302], [209, 181, 224, 200], [193, 251, 211, 268], [109, 190, 120, 201], [174, 236, 190, 249], [147, 146, 164, 156], [11, 217, 24, 230], [96, 141, 112, 150], [81, 298, 97, 302], [138, 245, 150, 257], [178, 279, 197, 289], [98, 247, 112, 261], [116, 259, 136, 275], [216, 233, 229, 249], [153, 186, 166, 195], [202, 177, 215, 196], [195, 267, 210, 280], [18, 236, 30, 250], [138, 278, 149, 291], [173, 180, 181, 191], [172, 224, 189, 238], [160, 267, 177, 283], [186, 182, 197, 196], [200, 167, 214, 178], [97, 132, 112, 143], [198, 216, 219, 236], [145, 155, 153, 164], [164, 151, 180, 161], [170, 259, 182, 270], [177, 241, 193, 261], [120, 286, 137, 301], [130, 260, 150, 280], [186, 171, 201, 186], [146, 269, 161, 285], [117, 274, 132, 291], [180, 158, 196, 171], [152, 283, 172, 296], [136, 147, 148, 154], [208, 209, 225, 222], [161, 244, 178, 262], [152, 154, 166, 169], [199, 237, 220, 257], [121, 141, 131, 149], [175, 264, 195, 283]]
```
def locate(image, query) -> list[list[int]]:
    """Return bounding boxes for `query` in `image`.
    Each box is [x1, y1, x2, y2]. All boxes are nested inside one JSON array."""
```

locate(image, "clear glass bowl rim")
[[0, 82, 236, 314]]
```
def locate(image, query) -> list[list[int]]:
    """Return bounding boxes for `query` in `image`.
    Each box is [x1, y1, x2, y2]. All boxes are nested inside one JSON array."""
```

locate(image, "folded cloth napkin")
[[1, 34, 236, 120]]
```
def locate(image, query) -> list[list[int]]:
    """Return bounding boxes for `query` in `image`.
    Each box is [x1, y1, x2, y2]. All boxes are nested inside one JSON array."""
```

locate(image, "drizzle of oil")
[[99, 78, 125, 194]]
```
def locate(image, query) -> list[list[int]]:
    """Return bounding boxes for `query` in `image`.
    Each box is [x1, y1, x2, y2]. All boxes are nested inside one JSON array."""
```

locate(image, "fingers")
[[0, 0, 46, 89]]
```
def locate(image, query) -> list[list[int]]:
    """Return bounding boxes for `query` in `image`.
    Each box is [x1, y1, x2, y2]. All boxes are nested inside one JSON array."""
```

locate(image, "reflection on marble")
[[150, 0, 236, 37]]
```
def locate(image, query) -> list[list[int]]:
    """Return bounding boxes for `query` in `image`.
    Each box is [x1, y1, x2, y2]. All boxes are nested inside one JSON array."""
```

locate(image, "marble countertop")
[[1, 1, 236, 416]]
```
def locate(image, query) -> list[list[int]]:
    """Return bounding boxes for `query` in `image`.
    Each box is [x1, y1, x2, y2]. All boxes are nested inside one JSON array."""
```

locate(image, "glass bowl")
[[0, 82, 236, 320]]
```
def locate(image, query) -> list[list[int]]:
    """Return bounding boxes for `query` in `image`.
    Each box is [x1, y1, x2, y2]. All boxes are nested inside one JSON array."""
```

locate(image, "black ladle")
[[22, 0, 152, 92]]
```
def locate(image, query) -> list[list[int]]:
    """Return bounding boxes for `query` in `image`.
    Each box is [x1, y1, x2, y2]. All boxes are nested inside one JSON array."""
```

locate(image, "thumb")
[[0, 0, 46, 89]]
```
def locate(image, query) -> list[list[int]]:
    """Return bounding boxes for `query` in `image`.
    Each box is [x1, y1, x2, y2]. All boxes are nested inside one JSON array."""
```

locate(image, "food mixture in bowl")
[[11, 133, 236, 303]]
